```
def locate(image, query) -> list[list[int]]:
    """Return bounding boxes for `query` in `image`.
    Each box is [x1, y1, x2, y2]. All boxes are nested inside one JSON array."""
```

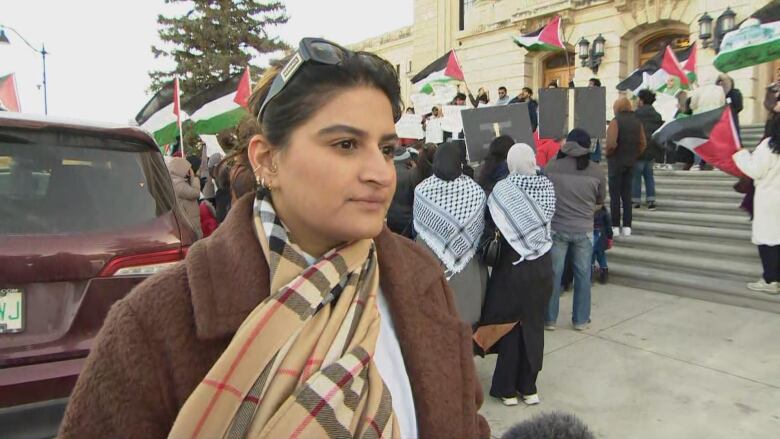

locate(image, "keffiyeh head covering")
[[414, 145, 486, 275], [507, 143, 537, 176], [488, 174, 556, 263]]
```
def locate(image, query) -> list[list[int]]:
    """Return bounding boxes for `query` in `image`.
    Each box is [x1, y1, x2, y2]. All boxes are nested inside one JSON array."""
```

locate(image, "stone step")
[[652, 177, 736, 189], [651, 169, 735, 180], [632, 210, 751, 229], [608, 262, 780, 314], [628, 220, 751, 243], [617, 235, 758, 261], [609, 246, 762, 280], [649, 198, 742, 214], [654, 187, 743, 201]]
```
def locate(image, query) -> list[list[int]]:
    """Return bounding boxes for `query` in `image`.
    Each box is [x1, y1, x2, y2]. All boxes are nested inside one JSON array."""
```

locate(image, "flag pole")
[[174, 76, 185, 155]]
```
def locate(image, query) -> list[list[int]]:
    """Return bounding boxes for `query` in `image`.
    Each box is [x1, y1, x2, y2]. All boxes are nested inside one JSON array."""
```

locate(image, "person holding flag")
[[733, 112, 780, 295]]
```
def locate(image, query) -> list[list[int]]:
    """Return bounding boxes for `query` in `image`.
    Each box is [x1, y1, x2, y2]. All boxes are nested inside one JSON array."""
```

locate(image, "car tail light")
[[99, 247, 188, 277]]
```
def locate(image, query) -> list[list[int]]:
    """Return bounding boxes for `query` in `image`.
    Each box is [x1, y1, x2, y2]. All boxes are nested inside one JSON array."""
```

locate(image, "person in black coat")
[[633, 90, 664, 210], [509, 87, 539, 132], [718, 74, 743, 141], [387, 142, 435, 237], [605, 97, 646, 236]]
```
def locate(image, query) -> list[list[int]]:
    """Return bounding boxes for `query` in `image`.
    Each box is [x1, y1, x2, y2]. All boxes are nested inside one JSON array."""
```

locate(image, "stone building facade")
[[351, 0, 775, 125]]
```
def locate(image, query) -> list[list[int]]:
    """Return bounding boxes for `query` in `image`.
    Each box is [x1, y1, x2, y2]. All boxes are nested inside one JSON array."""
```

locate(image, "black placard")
[[538, 87, 607, 139], [538, 88, 568, 139], [461, 104, 534, 163], [575, 87, 607, 139]]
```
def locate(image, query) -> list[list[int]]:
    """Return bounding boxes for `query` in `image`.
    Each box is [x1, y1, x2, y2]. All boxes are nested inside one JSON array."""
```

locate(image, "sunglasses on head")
[[257, 37, 352, 122]]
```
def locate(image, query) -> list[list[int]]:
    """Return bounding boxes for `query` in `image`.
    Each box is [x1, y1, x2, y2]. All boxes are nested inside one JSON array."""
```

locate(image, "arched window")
[[638, 33, 690, 66]]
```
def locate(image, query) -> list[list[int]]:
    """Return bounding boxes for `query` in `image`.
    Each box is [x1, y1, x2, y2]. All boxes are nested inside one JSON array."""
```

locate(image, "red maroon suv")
[[0, 113, 196, 438]]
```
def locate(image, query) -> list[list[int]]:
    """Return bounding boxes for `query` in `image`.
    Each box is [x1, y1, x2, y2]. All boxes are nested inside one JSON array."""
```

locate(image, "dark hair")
[[478, 94, 489, 104], [498, 86, 507, 92], [432, 142, 463, 181], [765, 113, 780, 153], [501, 411, 594, 439], [589, 78, 601, 87], [455, 92, 467, 101], [215, 115, 260, 196], [637, 89, 656, 105], [248, 50, 403, 148], [548, 80, 559, 88], [477, 135, 515, 191], [522, 87, 533, 95]]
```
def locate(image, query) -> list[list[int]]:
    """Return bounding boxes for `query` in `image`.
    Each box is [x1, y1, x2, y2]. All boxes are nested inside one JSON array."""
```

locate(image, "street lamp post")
[[0, 25, 49, 114], [578, 34, 606, 74], [698, 7, 738, 53]]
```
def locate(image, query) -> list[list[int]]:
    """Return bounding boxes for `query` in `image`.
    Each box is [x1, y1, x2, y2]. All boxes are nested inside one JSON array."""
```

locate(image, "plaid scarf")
[[413, 174, 486, 276], [488, 174, 556, 263], [168, 194, 399, 439]]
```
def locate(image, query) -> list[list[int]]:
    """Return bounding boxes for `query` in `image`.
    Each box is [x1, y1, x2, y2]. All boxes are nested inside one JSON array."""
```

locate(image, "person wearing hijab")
[[413, 142, 488, 325], [605, 97, 646, 236], [474, 143, 555, 407]]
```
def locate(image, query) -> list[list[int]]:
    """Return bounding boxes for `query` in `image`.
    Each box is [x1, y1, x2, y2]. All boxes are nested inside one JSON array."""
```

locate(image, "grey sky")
[[1, 0, 413, 124]]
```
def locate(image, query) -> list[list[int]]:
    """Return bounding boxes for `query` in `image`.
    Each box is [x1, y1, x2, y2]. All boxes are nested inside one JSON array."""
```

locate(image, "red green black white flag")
[[513, 16, 565, 52], [411, 50, 465, 94], [652, 106, 745, 178]]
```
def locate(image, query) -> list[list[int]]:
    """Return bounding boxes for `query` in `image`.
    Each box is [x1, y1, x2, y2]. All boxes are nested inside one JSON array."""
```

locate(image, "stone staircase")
[[740, 123, 765, 148], [607, 162, 780, 314]]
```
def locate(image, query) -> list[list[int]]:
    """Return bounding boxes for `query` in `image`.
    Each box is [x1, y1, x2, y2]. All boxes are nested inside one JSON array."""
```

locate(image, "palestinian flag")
[[617, 44, 696, 94], [411, 50, 465, 94], [135, 81, 182, 146], [652, 106, 745, 178], [185, 69, 251, 135], [513, 16, 565, 52], [0, 73, 21, 112]]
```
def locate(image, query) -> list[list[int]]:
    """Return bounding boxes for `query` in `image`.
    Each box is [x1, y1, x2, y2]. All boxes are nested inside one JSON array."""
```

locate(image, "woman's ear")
[[247, 134, 276, 179]]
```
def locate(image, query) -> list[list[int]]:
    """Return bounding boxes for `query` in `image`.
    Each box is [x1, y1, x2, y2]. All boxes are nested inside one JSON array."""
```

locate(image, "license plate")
[[0, 288, 24, 334]]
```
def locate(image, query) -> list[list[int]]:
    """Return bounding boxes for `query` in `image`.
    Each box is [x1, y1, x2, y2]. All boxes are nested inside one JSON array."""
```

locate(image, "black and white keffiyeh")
[[488, 174, 556, 263], [413, 174, 486, 276]]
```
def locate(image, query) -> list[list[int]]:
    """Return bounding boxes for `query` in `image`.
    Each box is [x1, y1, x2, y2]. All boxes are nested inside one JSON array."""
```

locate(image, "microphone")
[[501, 411, 594, 439]]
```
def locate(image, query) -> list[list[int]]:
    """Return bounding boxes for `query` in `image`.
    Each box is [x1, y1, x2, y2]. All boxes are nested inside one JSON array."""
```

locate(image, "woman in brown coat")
[[59, 38, 489, 439]]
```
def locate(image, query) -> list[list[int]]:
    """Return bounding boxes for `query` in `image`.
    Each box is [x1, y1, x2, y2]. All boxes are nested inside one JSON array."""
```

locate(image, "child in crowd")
[[593, 206, 613, 284]]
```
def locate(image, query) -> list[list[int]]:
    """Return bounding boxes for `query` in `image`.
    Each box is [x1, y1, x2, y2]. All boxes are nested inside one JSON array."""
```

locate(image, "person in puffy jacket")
[[166, 157, 202, 238]]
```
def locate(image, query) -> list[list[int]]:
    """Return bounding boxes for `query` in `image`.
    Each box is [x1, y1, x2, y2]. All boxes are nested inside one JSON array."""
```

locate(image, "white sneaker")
[[622, 227, 632, 236], [612, 227, 620, 237], [690, 165, 701, 171], [747, 279, 780, 294], [501, 396, 519, 406], [522, 394, 540, 405]]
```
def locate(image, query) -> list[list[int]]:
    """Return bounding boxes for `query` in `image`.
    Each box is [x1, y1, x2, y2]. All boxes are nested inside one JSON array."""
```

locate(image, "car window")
[[0, 139, 174, 235]]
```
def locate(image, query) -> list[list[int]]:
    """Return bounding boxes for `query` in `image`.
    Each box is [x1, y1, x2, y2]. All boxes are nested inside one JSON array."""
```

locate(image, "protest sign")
[[462, 104, 534, 163], [395, 114, 424, 139], [425, 118, 444, 144]]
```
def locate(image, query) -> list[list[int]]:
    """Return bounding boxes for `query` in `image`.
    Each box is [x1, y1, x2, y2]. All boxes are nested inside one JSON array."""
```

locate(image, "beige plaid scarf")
[[168, 194, 399, 439]]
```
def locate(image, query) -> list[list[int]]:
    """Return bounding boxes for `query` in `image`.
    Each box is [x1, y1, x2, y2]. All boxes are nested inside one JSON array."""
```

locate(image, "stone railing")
[[513, 0, 602, 20], [350, 26, 413, 51]]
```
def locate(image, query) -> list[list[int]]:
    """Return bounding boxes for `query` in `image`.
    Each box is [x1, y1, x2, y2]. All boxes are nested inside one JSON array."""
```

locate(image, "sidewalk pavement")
[[475, 283, 780, 439]]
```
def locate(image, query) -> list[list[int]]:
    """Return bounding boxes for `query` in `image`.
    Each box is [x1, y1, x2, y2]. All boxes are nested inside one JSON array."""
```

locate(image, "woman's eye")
[[381, 145, 397, 157], [334, 139, 358, 151]]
